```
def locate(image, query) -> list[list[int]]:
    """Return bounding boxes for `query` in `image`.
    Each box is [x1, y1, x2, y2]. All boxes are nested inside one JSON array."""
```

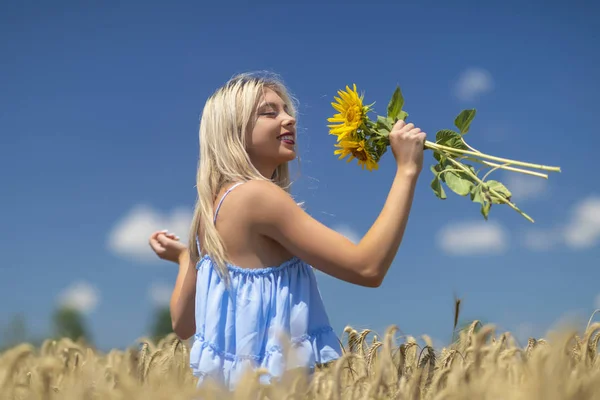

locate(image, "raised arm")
[[251, 120, 426, 287]]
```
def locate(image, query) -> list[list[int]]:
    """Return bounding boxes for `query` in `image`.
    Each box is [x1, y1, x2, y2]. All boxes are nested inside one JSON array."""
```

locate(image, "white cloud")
[[519, 195, 600, 253], [436, 221, 508, 256], [333, 224, 361, 244], [563, 196, 600, 249], [57, 281, 100, 314], [503, 173, 548, 202], [107, 204, 192, 263], [454, 67, 494, 102], [148, 282, 172, 307]]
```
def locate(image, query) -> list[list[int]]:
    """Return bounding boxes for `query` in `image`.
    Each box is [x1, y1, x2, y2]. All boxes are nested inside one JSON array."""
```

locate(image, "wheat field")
[[1, 318, 600, 400]]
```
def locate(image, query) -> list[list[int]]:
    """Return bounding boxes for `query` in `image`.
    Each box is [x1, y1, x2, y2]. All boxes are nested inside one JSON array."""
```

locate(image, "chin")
[[280, 150, 297, 162], [276, 145, 296, 161]]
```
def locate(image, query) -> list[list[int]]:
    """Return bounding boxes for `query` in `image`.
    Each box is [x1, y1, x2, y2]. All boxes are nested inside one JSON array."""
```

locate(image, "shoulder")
[[234, 179, 293, 203], [232, 180, 301, 221]]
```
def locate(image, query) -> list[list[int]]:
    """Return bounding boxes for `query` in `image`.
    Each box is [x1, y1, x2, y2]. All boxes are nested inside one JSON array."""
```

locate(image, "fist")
[[148, 230, 187, 263], [389, 120, 427, 176]]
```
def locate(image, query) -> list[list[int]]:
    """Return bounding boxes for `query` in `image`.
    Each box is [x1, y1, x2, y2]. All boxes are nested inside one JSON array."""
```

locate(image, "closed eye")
[[257, 101, 291, 117]]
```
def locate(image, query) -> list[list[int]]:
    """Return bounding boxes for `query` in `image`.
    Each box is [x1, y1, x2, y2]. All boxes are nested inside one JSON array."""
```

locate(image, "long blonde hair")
[[187, 71, 299, 285]]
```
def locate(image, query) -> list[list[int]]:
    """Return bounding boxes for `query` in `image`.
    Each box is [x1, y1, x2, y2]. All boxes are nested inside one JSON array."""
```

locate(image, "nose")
[[282, 112, 296, 127]]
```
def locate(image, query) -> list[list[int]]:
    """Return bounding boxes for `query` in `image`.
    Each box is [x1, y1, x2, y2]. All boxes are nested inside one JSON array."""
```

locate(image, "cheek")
[[249, 121, 277, 145]]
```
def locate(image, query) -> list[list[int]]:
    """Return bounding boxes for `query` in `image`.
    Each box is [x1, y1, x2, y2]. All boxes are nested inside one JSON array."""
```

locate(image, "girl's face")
[[246, 87, 296, 177]]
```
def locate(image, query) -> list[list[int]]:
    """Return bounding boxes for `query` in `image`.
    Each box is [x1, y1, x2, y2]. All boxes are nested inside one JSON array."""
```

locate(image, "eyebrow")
[[258, 102, 289, 112]]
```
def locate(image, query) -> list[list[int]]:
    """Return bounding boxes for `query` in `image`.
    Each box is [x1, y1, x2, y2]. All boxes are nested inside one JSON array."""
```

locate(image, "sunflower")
[[327, 84, 372, 142], [334, 138, 379, 171]]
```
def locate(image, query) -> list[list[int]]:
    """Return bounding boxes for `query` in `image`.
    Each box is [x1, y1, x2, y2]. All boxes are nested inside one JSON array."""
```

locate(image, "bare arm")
[[250, 120, 425, 287], [148, 231, 197, 339], [170, 250, 197, 339], [249, 170, 417, 287]]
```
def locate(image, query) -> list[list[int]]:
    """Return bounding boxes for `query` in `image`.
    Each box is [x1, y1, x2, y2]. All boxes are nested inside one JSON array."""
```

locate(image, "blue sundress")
[[189, 182, 342, 390]]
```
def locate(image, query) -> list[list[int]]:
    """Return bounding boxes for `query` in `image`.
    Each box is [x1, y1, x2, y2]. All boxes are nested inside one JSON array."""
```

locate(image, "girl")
[[148, 72, 426, 389]]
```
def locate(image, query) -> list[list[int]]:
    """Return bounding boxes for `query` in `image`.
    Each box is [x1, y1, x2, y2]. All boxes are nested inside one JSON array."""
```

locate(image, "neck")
[[251, 159, 278, 180]]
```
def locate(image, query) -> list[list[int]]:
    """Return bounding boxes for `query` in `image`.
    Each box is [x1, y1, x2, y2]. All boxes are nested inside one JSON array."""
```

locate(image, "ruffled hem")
[[197, 254, 304, 276], [189, 326, 341, 389]]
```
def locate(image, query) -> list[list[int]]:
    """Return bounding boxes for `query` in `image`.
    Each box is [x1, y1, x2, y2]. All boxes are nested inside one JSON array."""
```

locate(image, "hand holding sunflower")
[[327, 84, 561, 222], [388, 120, 427, 177]]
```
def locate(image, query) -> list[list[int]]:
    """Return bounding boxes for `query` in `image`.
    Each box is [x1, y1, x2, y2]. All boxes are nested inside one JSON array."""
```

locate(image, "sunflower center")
[[352, 148, 368, 161], [345, 107, 356, 122]]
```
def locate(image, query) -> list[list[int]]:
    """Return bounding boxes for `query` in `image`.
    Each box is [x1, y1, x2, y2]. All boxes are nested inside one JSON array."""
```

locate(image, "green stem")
[[444, 156, 535, 223], [462, 140, 480, 154], [426, 141, 561, 173], [462, 157, 549, 179], [481, 162, 511, 182], [438, 168, 463, 178], [381, 132, 547, 178]]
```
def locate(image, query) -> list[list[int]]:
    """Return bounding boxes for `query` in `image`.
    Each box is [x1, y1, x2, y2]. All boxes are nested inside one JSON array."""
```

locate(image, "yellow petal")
[[339, 91, 354, 104], [332, 104, 346, 114]]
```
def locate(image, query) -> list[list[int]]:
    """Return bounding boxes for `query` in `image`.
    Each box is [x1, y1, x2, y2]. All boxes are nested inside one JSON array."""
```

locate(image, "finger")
[[149, 234, 161, 248], [166, 232, 181, 240], [157, 235, 171, 246], [403, 123, 414, 131], [159, 234, 181, 246], [408, 127, 422, 135], [150, 229, 168, 240], [393, 119, 406, 130], [149, 238, 165, 252]]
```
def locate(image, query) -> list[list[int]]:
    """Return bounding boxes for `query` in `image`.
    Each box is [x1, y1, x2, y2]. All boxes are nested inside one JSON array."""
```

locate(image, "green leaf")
[[431, 163, 444, 174], [433, 130, 468, 162], [376, 115, 393, 132], [430, 175, 447, 200], [442, 167, 474, 196], [471, 184, 492, 220], [435, 130, 468, 150], [470, 185, 483, 204], [464, 164, 479, 182], [454, 109, 477, 134], [387, 86, 405, 120], [377, 128, 390, 138], [487, 180, 512, 204], [398, 110, 408, 121], [430, 165, 447, 200], [481, 201, 491, 220]]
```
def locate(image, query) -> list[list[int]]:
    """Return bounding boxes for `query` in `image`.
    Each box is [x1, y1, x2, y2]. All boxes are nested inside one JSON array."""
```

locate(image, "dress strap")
[[213, 182, 245, 224], [195, 182, 245, 256], [195, 235, 202, 255]]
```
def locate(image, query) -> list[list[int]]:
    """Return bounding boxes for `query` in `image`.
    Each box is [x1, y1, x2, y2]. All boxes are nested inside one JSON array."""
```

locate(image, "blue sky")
[[1, 1, 599, 352]]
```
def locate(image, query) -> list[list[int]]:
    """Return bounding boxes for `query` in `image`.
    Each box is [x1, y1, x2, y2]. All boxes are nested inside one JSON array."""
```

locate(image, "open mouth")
[[278, 134, 295, 145]]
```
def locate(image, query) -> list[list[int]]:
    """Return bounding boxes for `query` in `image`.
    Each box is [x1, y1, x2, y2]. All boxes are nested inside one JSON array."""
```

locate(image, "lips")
[[277, 134, 295, 145]]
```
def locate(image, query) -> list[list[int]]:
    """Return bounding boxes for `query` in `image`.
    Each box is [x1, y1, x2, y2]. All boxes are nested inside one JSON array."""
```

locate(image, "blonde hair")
[[187, 71, 299, 285]]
